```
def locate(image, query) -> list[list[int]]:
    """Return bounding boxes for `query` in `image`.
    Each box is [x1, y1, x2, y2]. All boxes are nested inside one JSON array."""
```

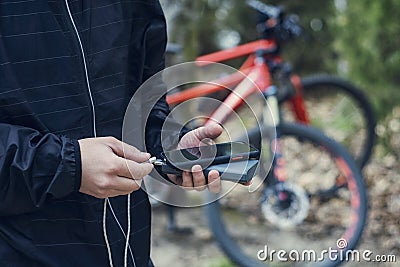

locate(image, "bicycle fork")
[[259, 86, 310, 227]]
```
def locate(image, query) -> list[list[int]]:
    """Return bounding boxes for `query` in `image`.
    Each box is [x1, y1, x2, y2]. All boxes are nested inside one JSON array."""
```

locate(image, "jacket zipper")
[[64, 0, 97, 137]]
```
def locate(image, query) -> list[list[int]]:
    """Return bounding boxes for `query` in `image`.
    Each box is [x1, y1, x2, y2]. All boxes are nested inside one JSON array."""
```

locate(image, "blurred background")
[[150, 0, 400, 266]]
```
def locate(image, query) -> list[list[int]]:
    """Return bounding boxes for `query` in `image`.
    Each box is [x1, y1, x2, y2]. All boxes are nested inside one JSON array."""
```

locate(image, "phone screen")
[[163, 142, 259, 169]]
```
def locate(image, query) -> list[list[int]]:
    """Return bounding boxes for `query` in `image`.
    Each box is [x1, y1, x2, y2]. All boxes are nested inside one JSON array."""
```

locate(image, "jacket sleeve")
[[0, 123, 81, 216], [142, 1, 189, 159]]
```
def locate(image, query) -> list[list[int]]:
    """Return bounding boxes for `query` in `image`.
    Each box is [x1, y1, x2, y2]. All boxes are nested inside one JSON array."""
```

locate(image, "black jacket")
[[0, 1, 171, 266]]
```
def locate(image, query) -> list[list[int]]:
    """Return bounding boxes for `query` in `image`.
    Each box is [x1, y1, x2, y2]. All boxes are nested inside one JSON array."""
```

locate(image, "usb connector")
[[147, 157, 164, 166]]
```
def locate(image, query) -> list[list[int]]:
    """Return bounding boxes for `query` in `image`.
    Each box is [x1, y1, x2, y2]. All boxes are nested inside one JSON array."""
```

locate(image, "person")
[[0, 1, 223, 266]]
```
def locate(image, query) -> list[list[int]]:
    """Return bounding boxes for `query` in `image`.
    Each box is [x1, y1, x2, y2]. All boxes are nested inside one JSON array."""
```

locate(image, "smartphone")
[[162, 141, 260, 171]]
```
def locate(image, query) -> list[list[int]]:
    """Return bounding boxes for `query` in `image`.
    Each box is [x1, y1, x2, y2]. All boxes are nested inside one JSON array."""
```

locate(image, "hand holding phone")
[[158, 141, 260, 184]]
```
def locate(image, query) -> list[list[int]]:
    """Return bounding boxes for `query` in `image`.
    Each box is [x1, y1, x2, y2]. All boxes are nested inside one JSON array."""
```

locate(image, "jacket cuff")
[[58, 137, 82, 195], [71, 139, 82, 192]]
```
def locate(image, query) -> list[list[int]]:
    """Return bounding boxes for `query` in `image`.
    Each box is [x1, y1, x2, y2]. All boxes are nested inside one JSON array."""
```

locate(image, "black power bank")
[[159, 142, 260, 184], [161, 159, 259, 184]]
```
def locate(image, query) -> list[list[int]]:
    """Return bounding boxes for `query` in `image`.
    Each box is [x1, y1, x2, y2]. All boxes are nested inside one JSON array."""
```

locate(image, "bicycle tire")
[[205, 123, 367, 267], [288, 74, 376, 168]]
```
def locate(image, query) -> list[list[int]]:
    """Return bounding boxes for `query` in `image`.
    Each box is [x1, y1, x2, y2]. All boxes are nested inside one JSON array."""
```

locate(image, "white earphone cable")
[[124, 194, 132, 267], [65, 1, 135, 266], [103, 198, 114, 267]]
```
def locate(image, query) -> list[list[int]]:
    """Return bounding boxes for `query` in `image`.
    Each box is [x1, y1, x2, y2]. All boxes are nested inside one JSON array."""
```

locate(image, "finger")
[[106, 137, 150, 162], [98, 177, 143, 198], [122, 144, 151, 163], [199, 138, 214, 146], [127, 161, 153, 179], [207, 170, 221, 193], [194, 123, 223, 142], [191, 165, 206, 191], [167, 174, 183, 186], [110, 176, 143, 193], [181, 171, 194, 190], [116, 157, 153, 179]]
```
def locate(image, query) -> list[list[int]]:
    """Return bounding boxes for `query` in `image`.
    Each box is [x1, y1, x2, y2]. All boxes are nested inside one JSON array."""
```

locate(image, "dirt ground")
[[149, 155, 399, 267]]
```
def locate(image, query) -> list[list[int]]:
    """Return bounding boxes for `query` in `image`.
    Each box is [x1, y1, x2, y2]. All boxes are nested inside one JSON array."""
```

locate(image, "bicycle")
[[155, 1, 369, 266], [160, 54, 367, 266]]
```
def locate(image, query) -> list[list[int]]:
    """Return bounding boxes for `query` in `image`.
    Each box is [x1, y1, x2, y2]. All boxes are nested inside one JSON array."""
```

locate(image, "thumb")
[[194, 123, 223, 141]]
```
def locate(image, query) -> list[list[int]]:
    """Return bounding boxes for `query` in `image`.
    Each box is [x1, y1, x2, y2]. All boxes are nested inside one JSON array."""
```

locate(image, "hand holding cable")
[[78, 137, 154, 198]]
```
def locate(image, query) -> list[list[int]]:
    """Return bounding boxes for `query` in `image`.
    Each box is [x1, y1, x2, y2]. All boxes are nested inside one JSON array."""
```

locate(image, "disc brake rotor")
[[261, 182, 310, 228]]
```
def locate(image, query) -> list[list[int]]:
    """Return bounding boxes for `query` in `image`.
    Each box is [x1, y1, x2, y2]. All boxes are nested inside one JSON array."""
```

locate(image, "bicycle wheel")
[[284, 74, 376, 168], [205, 123, 367, 267]]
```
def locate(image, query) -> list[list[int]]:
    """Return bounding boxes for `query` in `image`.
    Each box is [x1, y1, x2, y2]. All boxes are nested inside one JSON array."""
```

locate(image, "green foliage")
[[163, 0, 222, 59], [334, 0, 400, 118], [265, 0, 338, 74]]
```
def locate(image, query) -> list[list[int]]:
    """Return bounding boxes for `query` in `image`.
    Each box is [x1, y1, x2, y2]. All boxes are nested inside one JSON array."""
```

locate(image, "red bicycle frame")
[[166, 40, 310, 124]]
